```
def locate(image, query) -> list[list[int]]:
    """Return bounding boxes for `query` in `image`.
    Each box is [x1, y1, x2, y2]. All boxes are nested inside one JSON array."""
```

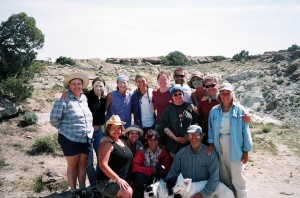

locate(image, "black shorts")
[[58, 133, 91, 156]]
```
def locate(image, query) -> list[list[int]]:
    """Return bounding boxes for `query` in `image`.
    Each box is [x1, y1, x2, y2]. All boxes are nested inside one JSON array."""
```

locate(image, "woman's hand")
[[241, 152, 249, 164], [205, 144, 215, 156], [116, 178, 130, 190], [242, 114, 251, 123], [174, 136, 188, 144], [61, 90, 70, 101]]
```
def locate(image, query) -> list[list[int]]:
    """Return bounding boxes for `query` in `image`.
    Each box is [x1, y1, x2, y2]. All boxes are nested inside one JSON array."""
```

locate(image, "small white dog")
[[172, 173, 235, 198], [144, 180, 172, 198]]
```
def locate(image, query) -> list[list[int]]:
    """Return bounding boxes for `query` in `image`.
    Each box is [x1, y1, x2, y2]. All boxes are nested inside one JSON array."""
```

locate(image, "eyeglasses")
[[204, 84, 216, 89], [174, 74, 185, 78], [173, 92, 183, 97], [148, 138, 158, 142], [220, 92, 231, 96]]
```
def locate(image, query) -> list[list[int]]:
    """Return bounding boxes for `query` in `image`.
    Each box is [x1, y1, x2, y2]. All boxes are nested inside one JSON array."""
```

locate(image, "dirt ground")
[[0, 115, 299, 198]]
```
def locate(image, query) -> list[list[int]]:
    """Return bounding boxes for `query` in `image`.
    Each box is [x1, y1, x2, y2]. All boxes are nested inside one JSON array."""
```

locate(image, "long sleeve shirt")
[[166, 144, 219, 198], [207, 101, 253, 161], [50, 92, 93, 143], [131, 147, 172, 178], [158, 102, 199, 154]]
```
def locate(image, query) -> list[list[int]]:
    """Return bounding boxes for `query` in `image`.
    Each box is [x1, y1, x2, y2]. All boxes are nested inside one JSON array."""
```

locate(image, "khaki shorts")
[[97, 179, 120, 198]]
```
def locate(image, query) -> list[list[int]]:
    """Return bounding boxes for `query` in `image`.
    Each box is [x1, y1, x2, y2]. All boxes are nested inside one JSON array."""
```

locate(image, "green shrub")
[[212, 56, 226, 62], [275, 78, 284, 85], [23, 112, 38, 125], [287, 44, 300, 52], [28, 133, 60, 155], [55, 56, 76, 66], [0, 77, 34, 103], [262, 126, 272, 133], [34, 176, 44, 192], [161, 51, 190, 66], [0, 158, 5, 169], [232, 50, 249, 61]]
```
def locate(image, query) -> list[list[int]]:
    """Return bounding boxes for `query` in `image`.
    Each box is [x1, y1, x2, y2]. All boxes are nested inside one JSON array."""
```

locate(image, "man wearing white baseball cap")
[[165, 125, 219, 198]]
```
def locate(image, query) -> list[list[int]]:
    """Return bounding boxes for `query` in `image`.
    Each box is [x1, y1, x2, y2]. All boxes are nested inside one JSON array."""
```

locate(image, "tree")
[[0, 12, 45, 78], [232, 50, 249, 61], [287, 44, 300, 52], [161, 51, 190, 66]]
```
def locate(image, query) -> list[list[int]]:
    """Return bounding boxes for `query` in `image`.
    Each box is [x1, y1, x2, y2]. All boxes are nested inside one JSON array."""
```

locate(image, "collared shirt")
[[207, 101, 253, 161], [50, 92, 93, 143], [166, 144, 219, 198]]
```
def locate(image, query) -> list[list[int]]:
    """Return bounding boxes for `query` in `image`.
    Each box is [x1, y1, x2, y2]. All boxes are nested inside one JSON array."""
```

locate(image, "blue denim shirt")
[[207, 102, 252, 161]]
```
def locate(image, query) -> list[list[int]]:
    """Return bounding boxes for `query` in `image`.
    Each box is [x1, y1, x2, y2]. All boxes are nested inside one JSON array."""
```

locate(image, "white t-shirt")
[[140, 88, 155, 127], [220, 112, 231, 135]]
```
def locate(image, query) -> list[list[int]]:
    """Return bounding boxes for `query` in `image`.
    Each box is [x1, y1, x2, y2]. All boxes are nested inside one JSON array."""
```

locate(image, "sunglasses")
[[174, 74, 185, 78], [173, 92, 183, 97], [204, 84, 217, 89]]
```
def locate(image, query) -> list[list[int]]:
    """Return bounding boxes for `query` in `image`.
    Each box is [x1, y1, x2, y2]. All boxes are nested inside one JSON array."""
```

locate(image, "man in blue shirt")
[[165, 125, 219, 198]]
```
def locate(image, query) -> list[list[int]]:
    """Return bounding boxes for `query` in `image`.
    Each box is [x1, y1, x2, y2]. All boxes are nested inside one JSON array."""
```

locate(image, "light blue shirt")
[[207, 102, 252, 161]]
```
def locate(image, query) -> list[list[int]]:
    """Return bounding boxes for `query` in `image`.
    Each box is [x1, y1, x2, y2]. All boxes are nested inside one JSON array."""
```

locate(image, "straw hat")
[[63, 73, 89, 89], [187, 71, 204, 88], [106, 115, 126, 126], [123, 125, 143, 136]]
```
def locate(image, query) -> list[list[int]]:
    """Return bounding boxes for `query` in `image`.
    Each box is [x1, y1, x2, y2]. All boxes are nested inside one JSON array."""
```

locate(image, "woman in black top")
[[85, 77, 107, 190], [97, 115, 133, 198]]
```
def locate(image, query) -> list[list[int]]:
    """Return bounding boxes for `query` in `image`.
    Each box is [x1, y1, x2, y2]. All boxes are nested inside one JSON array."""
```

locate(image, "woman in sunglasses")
[[131, 130, 172, 198], [198, 74, 251, 145], [158, 84, 199, 157]]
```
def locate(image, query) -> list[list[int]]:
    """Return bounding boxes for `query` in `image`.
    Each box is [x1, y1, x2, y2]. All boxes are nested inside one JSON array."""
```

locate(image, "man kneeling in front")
[[165, 125, 219, 198]]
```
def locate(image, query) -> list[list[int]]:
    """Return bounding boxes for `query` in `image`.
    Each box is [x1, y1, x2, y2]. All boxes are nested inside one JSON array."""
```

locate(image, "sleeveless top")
[[106, 90, 133, 128], [97, 141, 133, 180]]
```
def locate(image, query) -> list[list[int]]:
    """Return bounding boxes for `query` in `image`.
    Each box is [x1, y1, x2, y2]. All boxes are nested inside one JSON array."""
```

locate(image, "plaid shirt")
[[50, 92, 93, 143]]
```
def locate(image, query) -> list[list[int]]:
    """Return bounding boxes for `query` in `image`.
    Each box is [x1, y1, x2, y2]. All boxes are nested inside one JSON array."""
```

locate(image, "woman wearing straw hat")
[[187, 71, 206, 107], [97, 115, 133, 198], [123, 125, 144, 156], [50, 73, 93, 197]]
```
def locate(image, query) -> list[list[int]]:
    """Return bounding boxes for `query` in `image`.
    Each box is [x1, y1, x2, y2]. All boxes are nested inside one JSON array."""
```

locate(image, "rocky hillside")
[[0, 49, 300, 198], [2, 49, 299, 126]]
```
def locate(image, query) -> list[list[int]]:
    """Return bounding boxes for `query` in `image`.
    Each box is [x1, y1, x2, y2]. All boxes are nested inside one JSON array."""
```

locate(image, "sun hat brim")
[[63, 73, 89, 89]]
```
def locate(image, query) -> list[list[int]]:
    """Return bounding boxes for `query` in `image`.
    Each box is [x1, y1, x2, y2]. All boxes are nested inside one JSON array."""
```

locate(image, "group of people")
[[50, 67, 253, 198]]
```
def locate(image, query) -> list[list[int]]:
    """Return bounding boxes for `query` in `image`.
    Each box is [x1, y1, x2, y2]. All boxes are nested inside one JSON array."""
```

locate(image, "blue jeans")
[[87, 128, 104, 187]]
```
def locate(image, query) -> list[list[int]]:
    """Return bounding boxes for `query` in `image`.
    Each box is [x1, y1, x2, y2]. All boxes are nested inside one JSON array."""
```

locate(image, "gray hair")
[[203, 73, 221, 85]]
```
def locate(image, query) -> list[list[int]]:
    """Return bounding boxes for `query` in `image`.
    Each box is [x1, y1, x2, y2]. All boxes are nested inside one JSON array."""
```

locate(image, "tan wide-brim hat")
[[123, 125, 143, 136], [63, 73, 89, 89], [106, 115, 126, 126], [187, 71, 204, 88]]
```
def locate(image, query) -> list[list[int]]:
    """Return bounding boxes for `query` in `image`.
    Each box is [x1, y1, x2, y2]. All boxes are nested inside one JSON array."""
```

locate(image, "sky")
[[1, 0, 300, 60]]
